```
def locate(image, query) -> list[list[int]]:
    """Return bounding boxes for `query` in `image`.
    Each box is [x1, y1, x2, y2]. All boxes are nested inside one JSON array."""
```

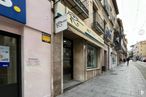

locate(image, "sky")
[[117, 0, 146, 50]]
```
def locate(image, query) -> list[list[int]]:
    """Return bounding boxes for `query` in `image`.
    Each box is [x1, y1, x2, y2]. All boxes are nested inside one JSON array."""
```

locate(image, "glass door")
[[63, 39, 73, 83], [0, 31, 20, 97]]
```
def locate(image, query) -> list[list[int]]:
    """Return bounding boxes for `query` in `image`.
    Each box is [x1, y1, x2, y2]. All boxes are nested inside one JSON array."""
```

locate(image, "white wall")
[[23, 1, 52, 96], [23, 27, 51, 97], [26, 0, 52, 34], [0, 0, 52, 96]]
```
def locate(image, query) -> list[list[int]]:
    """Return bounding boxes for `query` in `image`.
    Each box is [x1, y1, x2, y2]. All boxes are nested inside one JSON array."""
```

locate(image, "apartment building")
[[0, 0, 52, 97], [133, 40, 146, 60], [0, 0, 125, 97], [101, 0, 120, 69], [53, 0, 122, 96], [114, 18, 127, 64], [53, 0, 104, 96]]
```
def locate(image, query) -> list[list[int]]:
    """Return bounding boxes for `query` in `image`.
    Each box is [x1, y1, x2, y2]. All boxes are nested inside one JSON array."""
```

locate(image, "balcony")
[[103, 6, 109, 16], [92, 12, 104, 35], [113, 32, 122, 51], [104, 29, 112, 42], [112, 0, 119, 15], [121, 40, 127, 53], [63, 0, 89, 20], [94, 0, 103, 7], [102, 0, 110, 16]]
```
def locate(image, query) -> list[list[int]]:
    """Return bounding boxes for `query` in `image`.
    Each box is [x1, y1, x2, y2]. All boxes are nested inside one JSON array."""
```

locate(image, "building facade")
[[101, 0, 120, 69], [0, 0, 52, 97], [133, 40, 146, 60], [53, 0, 124, 96], [113, 18, 127, 64], [0, 0, 126, 97], [53, 0, 105, 96]]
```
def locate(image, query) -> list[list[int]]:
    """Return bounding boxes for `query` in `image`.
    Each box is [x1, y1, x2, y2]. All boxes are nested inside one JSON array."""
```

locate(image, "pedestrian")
[[123, 58, 126, 63], [126, 57, 130, 66], [119, 58, 122, 63]]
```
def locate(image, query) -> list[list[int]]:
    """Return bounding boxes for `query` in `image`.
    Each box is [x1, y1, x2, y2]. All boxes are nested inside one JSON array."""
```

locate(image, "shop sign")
[[66, 8, 104, 44], [0, 0, 26, 24], [55, 14, 68, 33], [0, 46, 10, 68], [42, 32, 51, 43]]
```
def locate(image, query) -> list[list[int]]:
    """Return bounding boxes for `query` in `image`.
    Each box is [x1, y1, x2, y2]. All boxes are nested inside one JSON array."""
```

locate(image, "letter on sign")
[[0, 0, 13, 7]]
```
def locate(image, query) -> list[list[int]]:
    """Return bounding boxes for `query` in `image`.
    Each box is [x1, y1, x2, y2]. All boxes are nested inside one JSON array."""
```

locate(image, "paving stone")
[[56, 61, 146, 97]]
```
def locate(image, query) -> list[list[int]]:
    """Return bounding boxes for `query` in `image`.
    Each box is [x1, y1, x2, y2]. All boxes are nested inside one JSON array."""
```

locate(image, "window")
[[87, 45, 97, 69], [0, 35, 17, 85]]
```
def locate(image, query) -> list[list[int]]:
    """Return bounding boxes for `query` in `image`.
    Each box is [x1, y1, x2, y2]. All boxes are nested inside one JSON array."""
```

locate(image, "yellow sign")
[[42, 33, 51, 43]]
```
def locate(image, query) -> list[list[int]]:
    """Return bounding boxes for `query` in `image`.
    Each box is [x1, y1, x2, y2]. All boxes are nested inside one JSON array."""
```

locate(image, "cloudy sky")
[[117, 0, 146, 50]]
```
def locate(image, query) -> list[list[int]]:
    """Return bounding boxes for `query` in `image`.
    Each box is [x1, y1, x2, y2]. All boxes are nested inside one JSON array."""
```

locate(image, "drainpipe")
[[50, 0, 55, 97]]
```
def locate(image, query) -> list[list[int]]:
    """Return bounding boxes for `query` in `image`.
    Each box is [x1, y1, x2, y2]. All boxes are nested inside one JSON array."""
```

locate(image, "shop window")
[[87, 45, 97, 69], [112, 56, 116, 64], [0, 35, 17, 85]]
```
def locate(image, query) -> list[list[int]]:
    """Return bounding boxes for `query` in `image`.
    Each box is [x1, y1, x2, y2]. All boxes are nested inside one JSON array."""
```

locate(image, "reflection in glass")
[[0, 35, 17, 85], [87, 45, 97, 68]]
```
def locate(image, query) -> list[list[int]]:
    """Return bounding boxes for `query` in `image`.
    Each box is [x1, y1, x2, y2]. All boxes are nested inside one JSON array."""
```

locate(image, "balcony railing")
[[103, 0, 111, 16], [104, 29, 112, 42], [121, 40, 127, 53], [113, 33, 122, 51], [63, 0, 89, 20], [94, 0, 103, 7], [92, 12, 104, 34]]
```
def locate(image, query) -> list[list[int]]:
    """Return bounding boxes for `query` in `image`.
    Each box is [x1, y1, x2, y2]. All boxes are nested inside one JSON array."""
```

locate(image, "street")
[[133, 61, 146, 80], [57, 61, 146, 97]]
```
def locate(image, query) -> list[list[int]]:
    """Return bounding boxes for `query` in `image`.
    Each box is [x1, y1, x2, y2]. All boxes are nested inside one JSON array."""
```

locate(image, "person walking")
[[126, 57, 130, 66]]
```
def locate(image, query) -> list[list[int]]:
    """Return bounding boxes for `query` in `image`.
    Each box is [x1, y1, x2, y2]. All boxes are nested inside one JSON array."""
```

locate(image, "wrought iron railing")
[[104, 30, 112, 41], [74, 0, 89, 16], [64, 0, 89, 19], [93, 12, 104, 34]]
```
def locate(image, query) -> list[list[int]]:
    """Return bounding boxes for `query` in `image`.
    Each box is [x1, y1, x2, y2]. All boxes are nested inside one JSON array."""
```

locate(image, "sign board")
[[66, 8, 104, 44], [0, 0, 26, 24], [55, 2, 65, 17], [0, 46, 10, 68], [27, 58, 40, 66], [55, 14, 68, 33], [42, 32, 51, 43]]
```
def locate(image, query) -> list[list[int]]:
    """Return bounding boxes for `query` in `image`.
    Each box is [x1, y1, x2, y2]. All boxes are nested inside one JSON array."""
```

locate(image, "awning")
[[68, 25, 104, 49], [55, 6, 104, 48]]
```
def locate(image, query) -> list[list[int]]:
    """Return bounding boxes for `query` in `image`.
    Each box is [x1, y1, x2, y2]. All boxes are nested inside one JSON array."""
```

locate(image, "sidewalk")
[[57, 62, 146, 97]]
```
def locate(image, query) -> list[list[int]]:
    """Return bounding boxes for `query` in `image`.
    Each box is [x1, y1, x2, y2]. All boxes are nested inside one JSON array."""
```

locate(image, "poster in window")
[[0, 46, 10, 68]]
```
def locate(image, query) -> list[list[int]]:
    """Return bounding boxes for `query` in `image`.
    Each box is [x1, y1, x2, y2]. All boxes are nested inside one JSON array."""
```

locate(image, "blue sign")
[[0, 62, 9, 68], [0, 0, 26, 24]]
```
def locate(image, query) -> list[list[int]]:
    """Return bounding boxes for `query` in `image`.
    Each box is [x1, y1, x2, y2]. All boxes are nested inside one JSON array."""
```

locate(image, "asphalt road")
[[133, 61, 146, 80]]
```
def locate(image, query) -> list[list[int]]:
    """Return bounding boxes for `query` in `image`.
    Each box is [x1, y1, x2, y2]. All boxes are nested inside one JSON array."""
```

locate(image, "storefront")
[[62, 29, 103, 88], [53, 3, 104, 96], [102, 44, 109, 71], [109, 48, 117, 69], [0, 31, 21, 97], [0, 0, 52, 97], [63, 38, 73, 82]]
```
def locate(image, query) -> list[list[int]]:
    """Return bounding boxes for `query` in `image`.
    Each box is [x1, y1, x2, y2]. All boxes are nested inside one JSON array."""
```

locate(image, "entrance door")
[[63, 39, 73, 83], [103, 51, 107, 71], [0, 31, 20, 97]]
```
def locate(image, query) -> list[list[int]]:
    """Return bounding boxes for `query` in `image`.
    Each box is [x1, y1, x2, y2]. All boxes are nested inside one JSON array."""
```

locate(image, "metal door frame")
[[0, 30, 21, 97]]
